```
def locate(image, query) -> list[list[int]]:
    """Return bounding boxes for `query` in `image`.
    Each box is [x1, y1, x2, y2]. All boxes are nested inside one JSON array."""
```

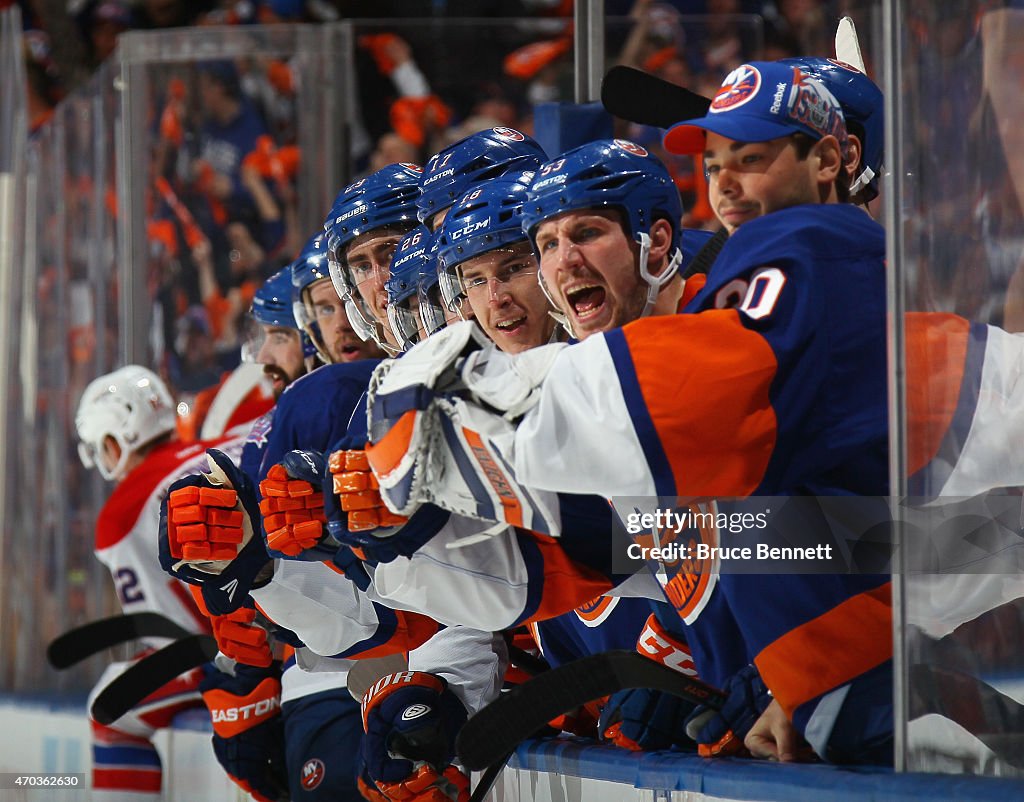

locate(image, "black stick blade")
[[47, 612, 192, 670], [456, 650, 724, 770], [601, 66, 711, 128], [91, 634, 217, 725]]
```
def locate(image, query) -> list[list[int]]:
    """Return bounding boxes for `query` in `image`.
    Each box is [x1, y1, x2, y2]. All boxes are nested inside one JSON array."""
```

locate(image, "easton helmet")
[[417, 127, 546, 229], [522, 139, 683, 324]]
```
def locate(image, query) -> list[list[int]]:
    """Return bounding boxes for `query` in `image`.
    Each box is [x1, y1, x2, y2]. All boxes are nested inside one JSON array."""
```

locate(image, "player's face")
[[307, 278, 379, 363], [255, 324, 304, 398], [534, 210, 648, 340], [703, 133, 820, 233], [460, 243, 555, 354], [345, 231, 404, 327]]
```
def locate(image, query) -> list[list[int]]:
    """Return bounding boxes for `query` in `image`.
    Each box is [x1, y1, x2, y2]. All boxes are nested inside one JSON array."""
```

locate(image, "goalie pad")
[[366, 391, 562, 537]]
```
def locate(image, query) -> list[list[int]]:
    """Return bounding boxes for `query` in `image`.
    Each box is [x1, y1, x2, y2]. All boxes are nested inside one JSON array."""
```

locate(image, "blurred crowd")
[[8, 0, 871, 400]]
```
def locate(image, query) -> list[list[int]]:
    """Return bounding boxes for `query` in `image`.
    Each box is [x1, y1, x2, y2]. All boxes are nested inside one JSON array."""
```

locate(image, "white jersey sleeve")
[[508, 334, 656, 497], [251, 560, 390, 658], [408, 626, 507, 716]]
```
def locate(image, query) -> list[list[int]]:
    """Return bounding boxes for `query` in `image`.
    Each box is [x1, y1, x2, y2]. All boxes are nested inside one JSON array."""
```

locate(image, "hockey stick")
[[909, 663, 1024, 769], [463, 641, 552, 802], [91, 634, 218, 725], [455, 650, 725, 770], [601, 65, 711, 128], [468, 751, 513, 802], [47, 612, 192, 670], [835, 16, 867, 74], [683, 227, 729, 279]]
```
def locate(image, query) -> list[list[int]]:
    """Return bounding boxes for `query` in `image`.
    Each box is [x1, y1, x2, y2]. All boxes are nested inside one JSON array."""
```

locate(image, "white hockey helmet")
[[75, 365, 176, 481]]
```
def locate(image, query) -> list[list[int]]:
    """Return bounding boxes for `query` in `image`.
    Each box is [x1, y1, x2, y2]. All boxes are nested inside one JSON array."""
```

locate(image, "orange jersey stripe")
[[678, 273, 707, 310], [905, 313, 970, 477], [620, 310, 777, 497], [754, 582, 892, 717], [518, 532, 613, 626]]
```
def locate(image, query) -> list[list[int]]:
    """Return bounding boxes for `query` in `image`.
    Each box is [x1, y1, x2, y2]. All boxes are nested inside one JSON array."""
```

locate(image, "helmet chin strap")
[[534, 232, 683, 339], [536, 271, 577, 339], [849, 164, 877, 197], [636, 232, 683, 319]]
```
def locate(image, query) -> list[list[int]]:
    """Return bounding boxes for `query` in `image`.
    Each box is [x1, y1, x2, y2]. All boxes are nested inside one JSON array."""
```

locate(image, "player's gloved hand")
[[325, 446, 451, 564], [158, 448, 273, 615], [600, 613, 700, 751], [209, 603, 273, 668], [684, 664, 772, 758], [360, 671, 470, 802], [259, 449, 329, 558], [357, 758, 391, 802], [599, 687, 699, 751], [330, 448, 408, 532], [200, 662, 287, 802]]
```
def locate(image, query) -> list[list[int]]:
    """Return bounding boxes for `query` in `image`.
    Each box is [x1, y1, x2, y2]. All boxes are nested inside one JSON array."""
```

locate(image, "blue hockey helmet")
[[521, 139, 684, 323], [323, 164, 422, 353], [385, 227, 433, 352], [242, 265, 313, 364], [252, 266, 299, 329], [290, 231, 336, 363], [436, 170, 534, 317], [417, 127, 546, 229], [779, 57, 884, 202], [418, 233, 448, 338]]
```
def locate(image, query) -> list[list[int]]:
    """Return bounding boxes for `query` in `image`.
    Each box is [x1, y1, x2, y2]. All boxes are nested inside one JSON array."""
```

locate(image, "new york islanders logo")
[[634, 501, 720, 626], [710, 64, 761, 113], [575, 595, 619, 627], [613, 139, 648, 157], [300, 758, 325, 790], [492, 126, 525, 141]]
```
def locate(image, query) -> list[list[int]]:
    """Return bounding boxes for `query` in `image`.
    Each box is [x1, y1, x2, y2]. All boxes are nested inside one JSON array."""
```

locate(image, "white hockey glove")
[[366, 322, 561, 535], [458, 340, 566, 421]]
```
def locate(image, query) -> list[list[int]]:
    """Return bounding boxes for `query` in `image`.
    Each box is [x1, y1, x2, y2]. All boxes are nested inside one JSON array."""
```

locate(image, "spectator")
[[74, 0, 134, 69], [194, 60, 269, 215]]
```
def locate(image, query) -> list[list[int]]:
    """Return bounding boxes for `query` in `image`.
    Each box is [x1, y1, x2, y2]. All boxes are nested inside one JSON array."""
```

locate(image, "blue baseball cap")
[[663, 61, 848, 156]]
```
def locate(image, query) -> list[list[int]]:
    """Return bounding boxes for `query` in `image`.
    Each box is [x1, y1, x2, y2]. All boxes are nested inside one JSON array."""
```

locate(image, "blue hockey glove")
[[600, 612, 701, 751], [684, 664, 772, 757], [360, 671, 470, 801], [200, 662, 287, 802], [599, 686, 699, 752]]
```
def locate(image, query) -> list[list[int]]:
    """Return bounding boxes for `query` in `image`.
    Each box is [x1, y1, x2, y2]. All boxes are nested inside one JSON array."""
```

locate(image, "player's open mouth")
[[495, 315, 527, 335], [339, 343, 362, 360], [566, 284, 606, 320]]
